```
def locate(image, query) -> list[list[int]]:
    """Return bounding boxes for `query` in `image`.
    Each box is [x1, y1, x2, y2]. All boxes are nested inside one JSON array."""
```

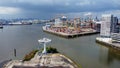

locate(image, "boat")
[[0, 26, 3, 29], [8, 22, 32, 25], [0, 23, 3, 29]]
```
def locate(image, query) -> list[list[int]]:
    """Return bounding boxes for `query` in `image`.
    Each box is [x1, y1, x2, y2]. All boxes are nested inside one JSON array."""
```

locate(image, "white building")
[[54, 18, 62, 26], [100, 14, 113, 37]]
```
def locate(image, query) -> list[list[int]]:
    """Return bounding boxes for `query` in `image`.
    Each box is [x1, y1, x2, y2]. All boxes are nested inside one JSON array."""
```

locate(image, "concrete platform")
[[3, 53, 79, 68], [96, 37, 120, 50]]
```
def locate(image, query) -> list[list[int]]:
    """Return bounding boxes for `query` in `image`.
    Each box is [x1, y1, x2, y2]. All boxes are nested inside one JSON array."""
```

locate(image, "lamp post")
[[38, 38, 51, 54]]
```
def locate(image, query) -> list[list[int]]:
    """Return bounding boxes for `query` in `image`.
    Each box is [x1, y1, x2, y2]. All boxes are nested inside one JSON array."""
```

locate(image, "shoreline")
[[96, 37, 120, 50], [43, 28, 99, 38], [61, 53, 82, 68], [0, 59, 12, 68]]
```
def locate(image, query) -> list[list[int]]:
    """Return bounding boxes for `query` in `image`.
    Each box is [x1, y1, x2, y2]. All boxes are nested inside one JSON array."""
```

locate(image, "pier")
[[43, 28, 99, 38]]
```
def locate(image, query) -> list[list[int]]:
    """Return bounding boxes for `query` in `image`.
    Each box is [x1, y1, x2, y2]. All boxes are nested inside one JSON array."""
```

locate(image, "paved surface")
[[96, 37, 120, 48], [3, 53, 78, 68]]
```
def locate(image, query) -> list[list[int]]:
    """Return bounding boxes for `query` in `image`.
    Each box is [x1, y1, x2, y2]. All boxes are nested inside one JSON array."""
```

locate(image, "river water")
[[0, 24, 120, 68]]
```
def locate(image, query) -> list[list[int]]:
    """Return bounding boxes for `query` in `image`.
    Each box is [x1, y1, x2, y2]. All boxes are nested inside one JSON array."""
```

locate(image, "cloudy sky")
[[0, 0, 120, 19]]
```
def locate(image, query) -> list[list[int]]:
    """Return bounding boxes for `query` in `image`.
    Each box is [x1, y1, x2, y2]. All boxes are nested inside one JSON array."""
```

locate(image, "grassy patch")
[[41, 46, 59, 53], [23, 50, 38, 61]]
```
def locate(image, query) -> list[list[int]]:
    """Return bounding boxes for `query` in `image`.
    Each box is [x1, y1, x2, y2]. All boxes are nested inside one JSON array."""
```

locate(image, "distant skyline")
[[0, 0, 120, 19]]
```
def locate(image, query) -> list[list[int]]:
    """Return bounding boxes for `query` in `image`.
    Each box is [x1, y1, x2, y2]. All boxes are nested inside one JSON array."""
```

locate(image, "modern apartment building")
[[100, 14, 113, 38]]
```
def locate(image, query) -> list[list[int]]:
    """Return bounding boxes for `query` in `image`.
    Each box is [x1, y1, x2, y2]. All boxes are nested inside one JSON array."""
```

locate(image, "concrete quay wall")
[[43, 29, 99, 38]]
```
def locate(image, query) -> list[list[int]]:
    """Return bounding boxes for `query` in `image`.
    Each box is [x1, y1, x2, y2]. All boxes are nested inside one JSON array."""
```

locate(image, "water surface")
[[0, 24, 120, 68]]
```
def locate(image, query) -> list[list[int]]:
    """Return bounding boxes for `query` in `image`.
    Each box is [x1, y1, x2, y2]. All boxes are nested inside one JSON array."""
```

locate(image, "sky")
[[0, 0, 120, 19]]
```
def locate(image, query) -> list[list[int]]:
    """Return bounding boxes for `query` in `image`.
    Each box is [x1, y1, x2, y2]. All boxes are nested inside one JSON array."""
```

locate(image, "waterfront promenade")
[[96, 37, 120, 49]]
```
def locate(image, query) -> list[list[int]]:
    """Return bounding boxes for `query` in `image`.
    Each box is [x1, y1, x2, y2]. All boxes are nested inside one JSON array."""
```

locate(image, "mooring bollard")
[[14, 48, 16, 57]]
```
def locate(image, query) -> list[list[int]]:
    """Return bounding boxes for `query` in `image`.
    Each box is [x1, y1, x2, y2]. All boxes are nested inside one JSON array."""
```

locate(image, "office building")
[[111, 17, 119, 33]]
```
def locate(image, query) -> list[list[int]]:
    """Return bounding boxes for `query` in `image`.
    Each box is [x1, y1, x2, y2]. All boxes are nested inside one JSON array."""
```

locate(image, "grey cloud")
[[0, 0, 120, 19]]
